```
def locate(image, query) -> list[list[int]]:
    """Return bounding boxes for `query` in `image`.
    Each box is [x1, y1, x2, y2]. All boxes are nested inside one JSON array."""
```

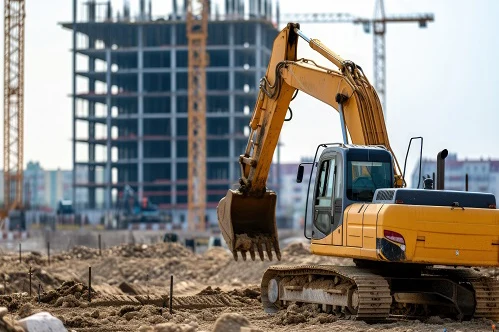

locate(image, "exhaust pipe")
[[436, 149, 448, 190]]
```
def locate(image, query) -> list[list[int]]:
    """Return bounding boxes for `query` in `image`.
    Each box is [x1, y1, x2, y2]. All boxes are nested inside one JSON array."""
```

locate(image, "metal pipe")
[[294, 28, 310, 43], [436, 149, 448, 190], [336, 94, 349, 144]]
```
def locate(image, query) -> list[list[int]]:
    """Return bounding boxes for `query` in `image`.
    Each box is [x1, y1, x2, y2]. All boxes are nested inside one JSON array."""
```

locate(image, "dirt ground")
[[0, 241, 496, 331]]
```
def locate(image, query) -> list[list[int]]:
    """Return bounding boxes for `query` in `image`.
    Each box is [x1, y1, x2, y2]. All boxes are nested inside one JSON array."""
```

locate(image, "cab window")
[[315, 159, 336, 206], [347, 160, 392, 201]]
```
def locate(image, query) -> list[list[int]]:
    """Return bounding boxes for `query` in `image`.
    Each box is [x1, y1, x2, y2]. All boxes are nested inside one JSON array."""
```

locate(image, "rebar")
[[88, 266, 92, 302], [28, 266, 31, 296], [47, 241, 50, 266], [98, 234, 102, 256], [169, 275, 173, 314]]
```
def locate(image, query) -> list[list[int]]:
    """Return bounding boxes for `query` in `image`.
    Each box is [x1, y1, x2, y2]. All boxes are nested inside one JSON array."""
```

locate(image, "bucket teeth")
[[257, 244, 265, 261], [249, 248, 256, 261], [275, 249, 281, 261], [231, 234, 281, 261], [274, 239, 282, 261], [265, 239, 273, 260]]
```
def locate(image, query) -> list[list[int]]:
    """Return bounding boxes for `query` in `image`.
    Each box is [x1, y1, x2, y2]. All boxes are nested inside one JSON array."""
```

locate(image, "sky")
[[6, 0, 499, 185]]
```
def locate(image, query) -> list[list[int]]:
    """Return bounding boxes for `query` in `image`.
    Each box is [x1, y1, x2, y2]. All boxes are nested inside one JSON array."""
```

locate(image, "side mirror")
[[296, 165, 304, 183]]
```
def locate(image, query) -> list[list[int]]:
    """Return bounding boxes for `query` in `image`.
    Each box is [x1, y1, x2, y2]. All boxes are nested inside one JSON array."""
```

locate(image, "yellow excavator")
[[217, 23, 499, 321]]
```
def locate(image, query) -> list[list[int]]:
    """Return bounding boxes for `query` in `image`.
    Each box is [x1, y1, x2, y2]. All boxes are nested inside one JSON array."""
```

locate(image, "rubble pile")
[[110, 243, 193, 259], [39, 280, 95, 307]]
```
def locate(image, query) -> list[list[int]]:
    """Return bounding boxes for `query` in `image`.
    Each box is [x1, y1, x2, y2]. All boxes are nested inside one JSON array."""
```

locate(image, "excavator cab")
[[301, 144, 395, 240]]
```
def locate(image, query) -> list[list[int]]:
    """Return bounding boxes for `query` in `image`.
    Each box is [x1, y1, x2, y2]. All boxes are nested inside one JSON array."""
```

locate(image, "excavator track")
[[261, 265, 499, 321], [471, 278, 499, 319], [261, 265, 392, 321]]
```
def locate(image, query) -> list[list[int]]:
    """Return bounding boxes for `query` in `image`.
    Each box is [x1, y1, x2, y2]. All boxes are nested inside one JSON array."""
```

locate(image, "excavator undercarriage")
[[262, 264, 499, 321]]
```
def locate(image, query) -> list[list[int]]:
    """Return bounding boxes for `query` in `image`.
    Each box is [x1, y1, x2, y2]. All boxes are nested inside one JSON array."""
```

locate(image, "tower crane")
[[186, 0, 208, 231], [280, 0, 434, 116], [2, 0, 25, 228]]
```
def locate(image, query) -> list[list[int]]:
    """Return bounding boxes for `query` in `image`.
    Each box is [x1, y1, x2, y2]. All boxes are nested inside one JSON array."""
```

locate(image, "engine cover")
[[372, 188, 496, 209]]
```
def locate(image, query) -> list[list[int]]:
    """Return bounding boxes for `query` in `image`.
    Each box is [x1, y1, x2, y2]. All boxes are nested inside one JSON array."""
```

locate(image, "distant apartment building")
[[23, 161, 88, 210], [411, 153, 499, 198], [269, 159, 316, 229]]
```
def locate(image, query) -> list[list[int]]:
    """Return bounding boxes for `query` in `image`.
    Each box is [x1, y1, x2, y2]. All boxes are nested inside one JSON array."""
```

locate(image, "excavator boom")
[[217, 23, 402, 261]]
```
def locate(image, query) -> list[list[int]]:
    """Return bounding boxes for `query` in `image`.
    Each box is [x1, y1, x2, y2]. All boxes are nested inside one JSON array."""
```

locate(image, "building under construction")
[[62, 0, 279, 225]]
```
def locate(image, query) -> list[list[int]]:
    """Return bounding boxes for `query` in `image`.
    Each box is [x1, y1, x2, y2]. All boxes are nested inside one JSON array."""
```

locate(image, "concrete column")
[[137, 25, 144, 201], [88, 36, 96, 209], [105, 49, 112, 210], [228, 23, 235, 182], [72, 0, 77, 207], [170, 25, 177, 209]]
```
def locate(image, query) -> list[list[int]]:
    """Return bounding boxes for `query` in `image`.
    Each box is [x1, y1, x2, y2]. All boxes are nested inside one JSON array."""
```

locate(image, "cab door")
[[312, 157, 336, 240]]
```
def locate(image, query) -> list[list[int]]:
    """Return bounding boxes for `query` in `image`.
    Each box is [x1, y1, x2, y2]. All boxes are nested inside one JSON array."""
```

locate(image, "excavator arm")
[[217, 23, 403, 261]]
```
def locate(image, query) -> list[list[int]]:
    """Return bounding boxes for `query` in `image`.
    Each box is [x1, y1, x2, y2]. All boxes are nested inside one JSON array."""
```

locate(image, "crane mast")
[[3, 0, 25, 220], [373, 0, 386, 113], [186, 0, 208, 231]]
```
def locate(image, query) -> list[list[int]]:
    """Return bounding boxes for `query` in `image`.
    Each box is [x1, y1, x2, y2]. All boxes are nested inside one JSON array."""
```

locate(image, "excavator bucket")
[[217, 189, 281, 261]]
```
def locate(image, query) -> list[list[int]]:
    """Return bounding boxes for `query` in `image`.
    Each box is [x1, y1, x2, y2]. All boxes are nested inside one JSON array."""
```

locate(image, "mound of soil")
[[275, 304, 336, 325], [212, 313, 251, 332], [39, 280, 94, 307], [111, 243, 194, 259]]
